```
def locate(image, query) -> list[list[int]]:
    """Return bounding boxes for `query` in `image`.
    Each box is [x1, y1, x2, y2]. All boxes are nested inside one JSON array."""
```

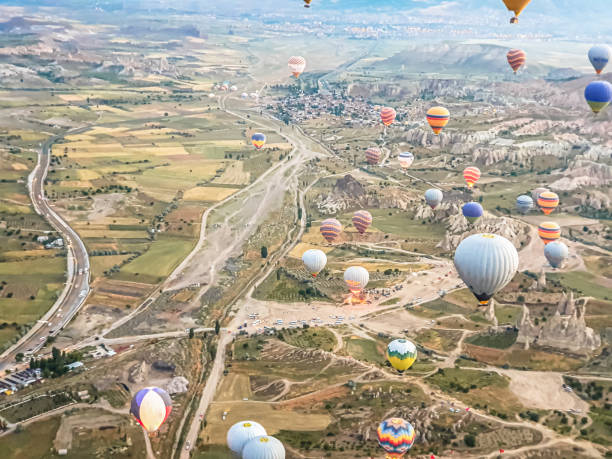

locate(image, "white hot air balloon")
[[302, 249, 327, 277], [454, 233, 519, 306], [227, 421, 267, 455], [242, 435, 286, 459], [398, 152, 414, 169], [516, 195, 534, 214], [344, 266, 369, 295], [425, 188, 443, 209], [544, 241, 569, 269], [288, 56, 306, 78]]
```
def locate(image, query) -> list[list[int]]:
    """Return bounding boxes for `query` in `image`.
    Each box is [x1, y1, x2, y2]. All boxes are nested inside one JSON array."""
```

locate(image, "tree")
[[189, 328, 194, 339], [464, 434, 476, 447], [214, 319, 220, 335], [261, 246, 268, 258], [15, 353, 23, 362]]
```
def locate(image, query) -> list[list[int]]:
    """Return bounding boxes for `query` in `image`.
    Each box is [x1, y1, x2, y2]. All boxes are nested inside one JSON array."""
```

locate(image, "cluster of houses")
[[0, 369, 42, 395], [36, 235, 64, 249]]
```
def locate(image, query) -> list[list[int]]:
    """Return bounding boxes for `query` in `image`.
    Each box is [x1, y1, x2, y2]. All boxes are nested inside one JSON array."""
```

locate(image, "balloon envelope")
[[425, 188, 443, 209], [502, 0, 531, 22], [320, 218, 342, 243], [537, 191, 559, 215], [585, 81, 612, 114], [507, 49, 526, 73], [377, 418, 416, 456], [544, 241, 569, 268], [426, 106, 450, 134], [538, 221, 561, 244], [380, 107, 396, 126], [251, 133, 266, 149], [227, 421, 267, 454], [531, 187, 549, 201], [344, 266, 369, 294], [130, 387, 172, 433], [386, 339, 417, 371], [516, 195, 534, 214], [588, 45, 611, 74], [365, 147, 382, 165], [462, 202, 484, 224], [352, 210, 372, 234], [398, 151, 414, 169], [288, 56, 306, 77], [302, 249, 327, 276], [463, 167, 481, 188], [242, 435, 286, 459], [454, 234, 519, 305]]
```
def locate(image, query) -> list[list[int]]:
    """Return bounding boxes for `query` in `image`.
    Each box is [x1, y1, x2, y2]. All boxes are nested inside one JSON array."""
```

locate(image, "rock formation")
[[516, 292, 601, 354], [550, 159, 612, 191]]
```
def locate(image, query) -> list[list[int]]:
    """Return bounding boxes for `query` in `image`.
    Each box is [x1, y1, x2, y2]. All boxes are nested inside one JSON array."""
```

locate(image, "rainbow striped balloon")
[[426, 106, 450, 135], [377, 417, 415, 458], [538, 221, 561, 244], [320, 218, 342, 243], [463, 166, 481, 188], [251, 133, 266, 150], [507, 49, 526, 73], [537, 191, 559, 215], [365, 147, 382, 165], [352, 210, 372, 234], [380, 107, 396, 126]]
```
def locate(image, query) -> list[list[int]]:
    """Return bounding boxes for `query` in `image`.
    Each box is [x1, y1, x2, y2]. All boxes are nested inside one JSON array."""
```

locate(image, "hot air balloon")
[[251, 133, 266, 150], [516, 195, 534, 214], [454, 234, 519, 306], [227, 421, 267, 455], [463, 166, 481, 188], [344, 266, 369, 295], [352, 210, 372, 234], [380, 107, 396, 126], [426, 106, 450, 134], [130, 387, 172, 434], [538, 221, 561, 244], [507, 49, 526, 73], [398, 152, 414, 169], [288, 56, 306, 78], [585, 81, 612, 114], [386, 339, 417, 372], [544, 241, 569, 268], [303, 0, 312, 7], [377, 417, 416, 458], [537, 191, 559, 215], [588, 45, 611, 75], [462, 202, 484, 224], [320, 218, 342, 243], [365, 147, 382, 165], [531, 187, 549, 201], [425, 188, 443, 209], [242, 435, 285, 459], [502, 0, 531, 23], [302, 249, 327, 277]]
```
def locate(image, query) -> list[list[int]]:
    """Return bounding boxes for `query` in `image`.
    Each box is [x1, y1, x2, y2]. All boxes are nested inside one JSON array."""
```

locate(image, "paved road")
[[0, 130, 90, 369]]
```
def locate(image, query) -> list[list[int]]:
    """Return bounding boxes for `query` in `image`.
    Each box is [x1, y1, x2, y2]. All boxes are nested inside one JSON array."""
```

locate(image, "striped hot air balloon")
[[538, 221, 561, 244], [585, 81, 612, 114], [365, 147, 382, 165], [507, 49, 526, 73], [386, 339, 417, 372], [319, 218, 342, 243], [426, 106, 450, 134], [251, 133, 266, 149], [130, 387, 172, 434], [380, 107, 396, 126], [377, 417, 416, 458], [352, 210, 372, 234], [463, 166, 481, 188], [537, 191, 559, 215], [398, 152, 414, 169], [288, 56, 306, 78]]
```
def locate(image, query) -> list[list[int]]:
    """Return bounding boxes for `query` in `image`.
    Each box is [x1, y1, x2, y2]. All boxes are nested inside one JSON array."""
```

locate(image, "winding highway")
[[0, 130, 90, 370]]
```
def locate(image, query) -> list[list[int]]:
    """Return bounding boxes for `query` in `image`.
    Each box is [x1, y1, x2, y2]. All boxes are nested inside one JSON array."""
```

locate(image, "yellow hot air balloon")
[[426, 106, 450, 135], [502, 0, 531, 23], [386, 339, 417, 371]]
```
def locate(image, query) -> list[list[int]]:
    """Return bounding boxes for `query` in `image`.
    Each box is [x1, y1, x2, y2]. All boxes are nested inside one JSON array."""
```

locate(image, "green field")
[[344, 337, 385, 364], [547, 271, 611, 301], [466, 330, 518, 349], [283, 327, 336, 352], [0, 417, 60, 459]]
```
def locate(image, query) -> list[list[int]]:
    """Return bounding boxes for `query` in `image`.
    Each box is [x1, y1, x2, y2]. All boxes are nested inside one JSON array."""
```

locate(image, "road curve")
[[0, 130, 90, 369]]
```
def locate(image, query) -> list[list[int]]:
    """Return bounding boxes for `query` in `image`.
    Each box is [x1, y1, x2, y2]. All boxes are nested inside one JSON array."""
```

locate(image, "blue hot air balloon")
[[130, 387, 172, 433], [588, 45, 611, 75], [585, 81, 612, 114], [462, 202, 483, 224], [516, 195, 534, 214]]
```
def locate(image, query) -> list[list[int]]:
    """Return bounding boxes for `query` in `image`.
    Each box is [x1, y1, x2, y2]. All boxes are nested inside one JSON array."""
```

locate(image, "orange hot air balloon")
[[365, 147, 381, 165], [507, 49, 526, 73], [303, 0, 312, 7], [463, 166, 481, 188], [380, 107, 396, 126], [320, 218, 342, 243], [537, 191, 559, 215], [426, 106, 450, 134], [538, 221, 561, 244], [502, 0, 531, 23]]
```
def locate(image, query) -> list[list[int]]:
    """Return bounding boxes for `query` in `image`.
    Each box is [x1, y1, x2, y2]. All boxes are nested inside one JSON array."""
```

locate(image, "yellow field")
[[183, 186, 239, 201], [201, 402, 331, 444], [64, 134, 95, 142], [11, 163, 28, 171], [288, 242, 334, 259], [8, 130, 49, 141], [78, 229, 147, 239], [76, 169, 101, 180], [60, 180, 92, 188], [212, 161, 250, 185], [125, 144, 189, 156], [265, 142, 292, 149], [52, 141, 189, 158], [95, 105, 129, 114], [215, 373, 252, 402], [2, 249, 54, 260], [58, 94, 87, 102]]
